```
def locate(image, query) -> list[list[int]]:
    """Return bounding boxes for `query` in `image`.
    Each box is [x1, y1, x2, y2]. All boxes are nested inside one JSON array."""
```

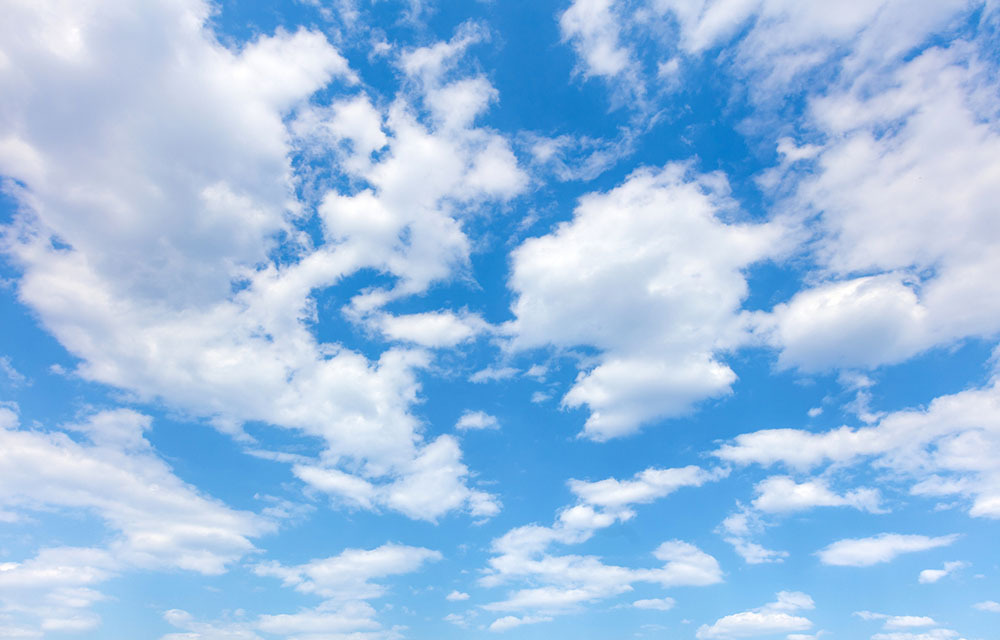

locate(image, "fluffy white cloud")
[[696, 591, 814, 639], [293, 434, 500, 521], [817, 534, 958, 567], [633, 597, 676, 610], [255, 543, 440, 601], [557, 0, 648, 108], [752, 476, 883, 513], [658, 0, 969, 90], [446, 590, 470, 601], [569, 465, 727, 512], [917, 561, 966, 584], [856, 611, 941, 630], [0, 0, 516, 523], [456, 410, 500, 431], [375, 310, 489, 348], [508, 163, 785, 439], [480, 466, 723, 628], [161, 544, 444, 640], [488, 614, 552, 632], [759, 43, 1000, 371], [557, 0, 972, 112], [0, 408, 268, 634], [559, 0, 632, 79], [973, 600, 1000, 612], [0, 409, 267, 573], [715, 377, 1000, 519], [716, 505, 788, 565]]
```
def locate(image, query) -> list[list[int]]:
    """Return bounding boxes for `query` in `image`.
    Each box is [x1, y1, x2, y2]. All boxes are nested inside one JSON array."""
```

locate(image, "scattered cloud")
[[918, 561, 967, 584], [696, 591, 814, 639], [456, 411, 500, 431], [817, 534, 958, 567]]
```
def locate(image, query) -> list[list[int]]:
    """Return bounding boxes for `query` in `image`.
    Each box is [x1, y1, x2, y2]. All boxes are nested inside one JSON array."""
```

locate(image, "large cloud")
[[0, 1, 520, 522], [761, 44, 1000, 371], [508, 163, 785, 439]]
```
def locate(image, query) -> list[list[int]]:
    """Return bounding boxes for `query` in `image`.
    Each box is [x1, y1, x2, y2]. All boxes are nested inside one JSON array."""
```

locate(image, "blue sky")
[[1, 1, 999, 638]]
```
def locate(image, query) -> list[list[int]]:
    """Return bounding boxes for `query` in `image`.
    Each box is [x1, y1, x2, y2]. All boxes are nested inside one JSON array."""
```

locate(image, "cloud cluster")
[[479, 465, 725, 630], [163, 543, 440, 640], [0, 408, 267, 633], [0, 0, 521, 523], [760, 44, 1000, 371]]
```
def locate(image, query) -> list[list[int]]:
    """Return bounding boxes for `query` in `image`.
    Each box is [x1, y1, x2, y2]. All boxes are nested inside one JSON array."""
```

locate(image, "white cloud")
[[869, 631, 961, 640], [917, 561, 967, 584], [508, 163, 786, 440], [752, 476, 883, 514], [973, 600, 1000, 612], [655, 0, 970, 97], [633, 597, 675, 611], [759, 43, 1000, 371], [817, 534, 958, 567], [0, 1, 513, 523], [714, 378, 1000, 520], [446, 591, 470, 601], [376, 310, 489, 348], [480, 466, 722, 627], [167, 543, 439, 640], [456, 410, 500, 431], [254, 542, 440, 600], [716, 505, 789, 565], [161, 609, 263, 640], [295, 434, 500, 521], [0, 409, 268, 634], [569, 465, 727, 512], [885, 617, 937, 629], [0, 410, 267, 573], [488, 614, 552, 632], [470, 366, 519, 383], [559, 0, 632, 79], [696, 591, 814, 639], [857, 611, 939, 629], [0, 356, 26, 387]]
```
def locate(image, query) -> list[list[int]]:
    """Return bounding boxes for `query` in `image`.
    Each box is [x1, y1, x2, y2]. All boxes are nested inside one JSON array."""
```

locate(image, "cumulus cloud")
[[456, 410, 500, 431], [375, 310, 489, 348], [918, 561, 967, 584], [569, 465, 728, 512], [0, 0, 518, 523], [254, 543, 441, 600], [856, 611, 966, 640], [817, 534, 958, 567], [715, 378, 1000, 520], [752, 476, 884, 514], [716, 505, 789, 565], [0, 408, 267, 633], [508, 163, 786, 440], [480, 465, 723, 629], [488, 614, 552, 632], [696, 591, 814, 639], [293, 434, 500, 521], [166, 544, 439, 640], [856, 611, 938, 629], [633, 597, 676, 610], [758, 43, 1000, 372]]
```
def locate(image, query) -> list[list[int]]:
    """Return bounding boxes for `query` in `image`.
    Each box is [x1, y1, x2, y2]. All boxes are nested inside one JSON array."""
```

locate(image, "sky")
[[0, 0, 999, 638]]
